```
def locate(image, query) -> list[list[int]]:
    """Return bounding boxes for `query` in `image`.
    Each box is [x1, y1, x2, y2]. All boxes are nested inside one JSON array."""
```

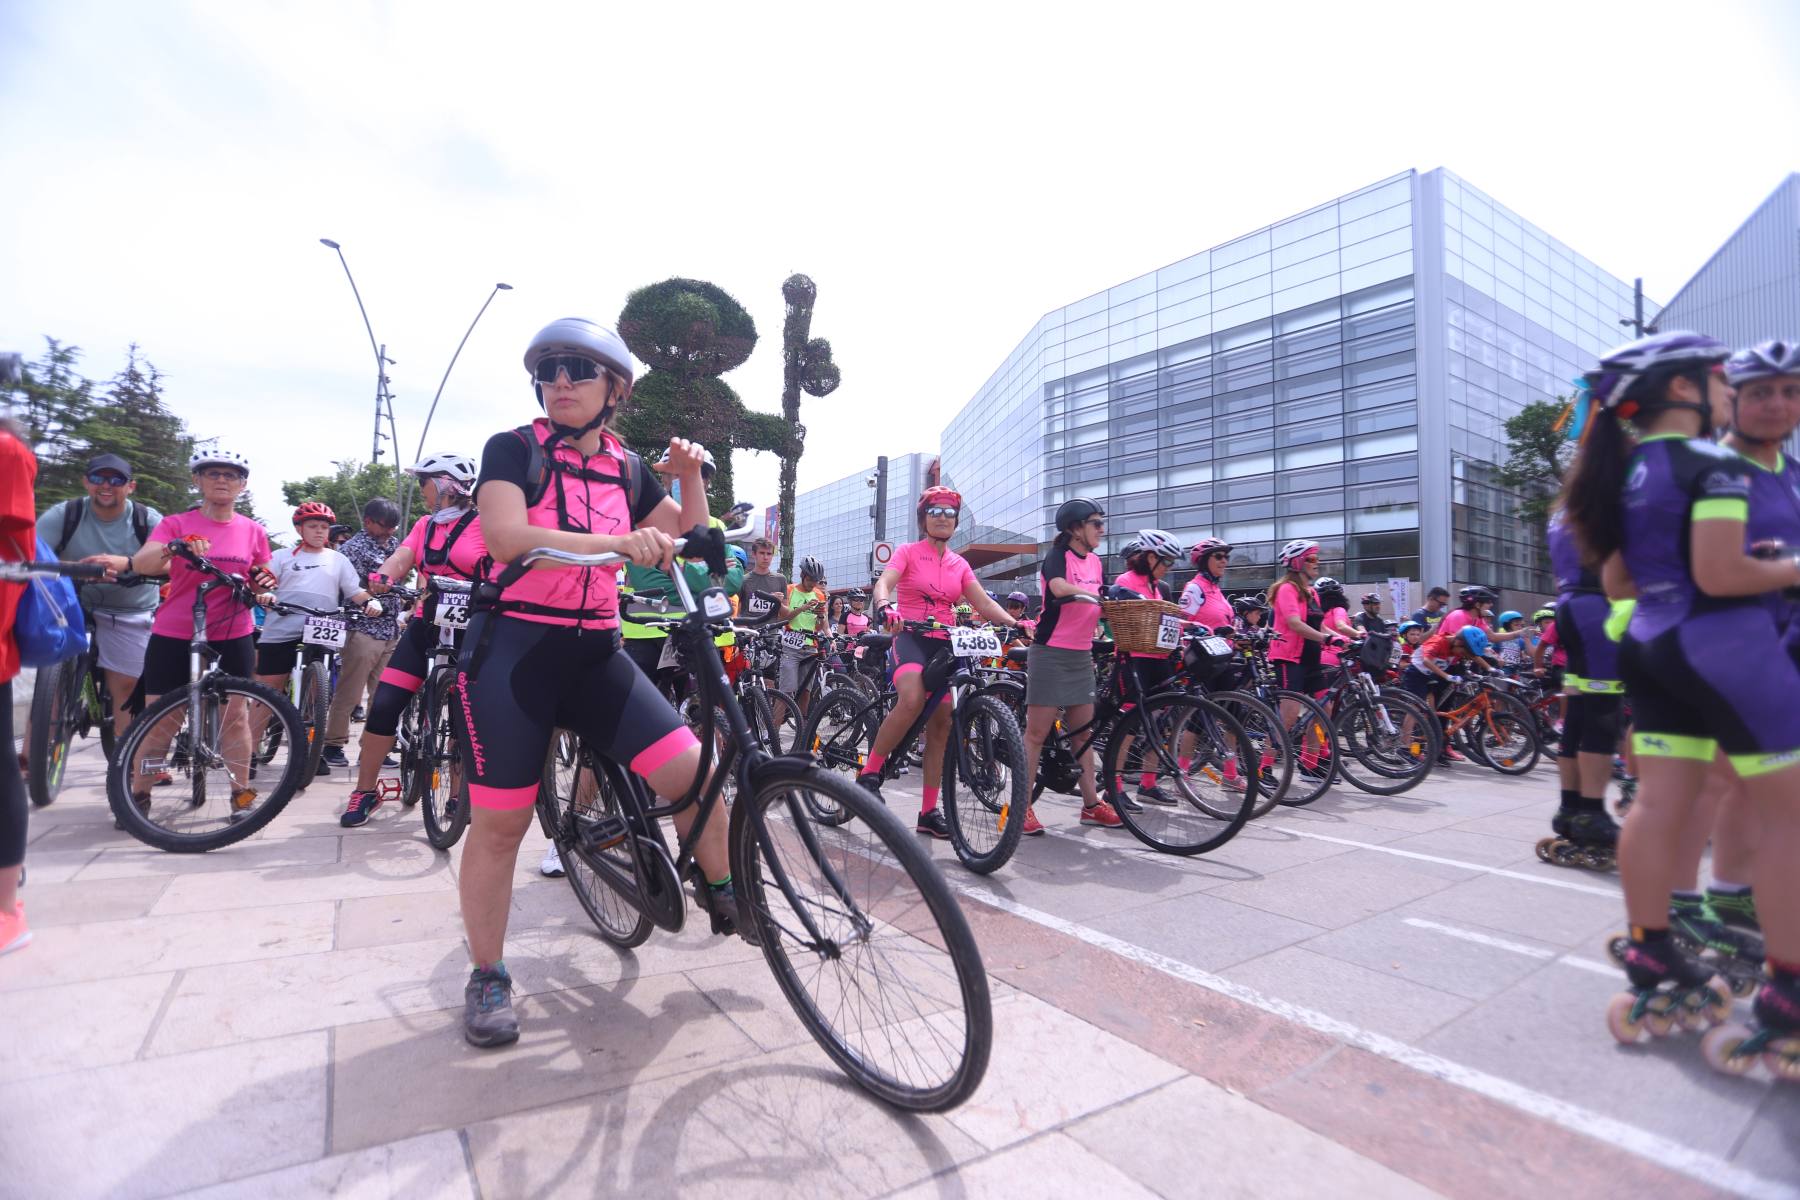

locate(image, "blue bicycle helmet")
[[1457, 625, 1492, 655], [1396, 620, 1423, 637], [1496, 610, 1523, 629]]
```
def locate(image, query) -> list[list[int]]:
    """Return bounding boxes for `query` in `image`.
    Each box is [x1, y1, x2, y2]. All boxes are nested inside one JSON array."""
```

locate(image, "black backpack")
[[55, 497, 151, 557]]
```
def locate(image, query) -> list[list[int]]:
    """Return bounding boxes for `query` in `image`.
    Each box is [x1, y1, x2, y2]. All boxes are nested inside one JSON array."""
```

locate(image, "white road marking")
[[1402, 917, 1618, 976], [944, 879, 1794, 1200], [1269, 826, 1621, 898]]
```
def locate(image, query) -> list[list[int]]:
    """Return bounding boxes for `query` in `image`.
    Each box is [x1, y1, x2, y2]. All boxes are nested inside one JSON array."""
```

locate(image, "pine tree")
[[16, 338, 98, 501], [97, 345, 194, 515]]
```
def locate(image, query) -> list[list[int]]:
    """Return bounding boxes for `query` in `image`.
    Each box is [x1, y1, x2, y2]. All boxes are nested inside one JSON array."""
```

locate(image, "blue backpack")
[[12, 535, 88, 667]]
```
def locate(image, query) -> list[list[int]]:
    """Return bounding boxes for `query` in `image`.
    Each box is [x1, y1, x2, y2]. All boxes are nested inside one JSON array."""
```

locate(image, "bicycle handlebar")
[[0, 560, 108, 583]]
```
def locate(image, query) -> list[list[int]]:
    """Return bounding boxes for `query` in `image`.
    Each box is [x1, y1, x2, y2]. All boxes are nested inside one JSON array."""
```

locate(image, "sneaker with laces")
[[915, 808, 950, 839], [1022, 807, 1046, 836], [228, 788, 258, 824], [1080, 801, 1123, 828], [352, 705, 366, 723], [340, 788, 384, 828], [855, 773, 884, 801], [321, 745, 349, 769], [540, 844, 565, 877], [1441, 747, 1468, 764], [0, 901, 31, 956], [1137, 784, 1178, 806], [463, 964, 519, 1047]]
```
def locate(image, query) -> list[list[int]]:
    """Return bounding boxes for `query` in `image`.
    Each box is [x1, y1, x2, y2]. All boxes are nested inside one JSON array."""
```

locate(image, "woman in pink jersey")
[[1180, 538, 1235, 633], [450, 318, 731, 1050], [1267, 540, 1339, 772], [341, 453, 486, 828], [1109, 529, 1185, 808], [1312, 576, 1359, 681], [1017, 497, 1121, 834], [860, 486, 1016, 840], [124, 447, 275, 814]]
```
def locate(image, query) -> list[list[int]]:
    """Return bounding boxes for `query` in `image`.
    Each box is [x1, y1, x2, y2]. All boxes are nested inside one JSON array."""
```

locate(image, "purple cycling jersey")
[[1621, 435, 1758, 641], [1547, 511, 1601, 599], [1740, 451, 1800, 634]]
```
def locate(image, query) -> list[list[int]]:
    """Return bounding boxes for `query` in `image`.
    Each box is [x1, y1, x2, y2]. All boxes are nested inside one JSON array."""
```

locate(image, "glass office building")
[[791, 452, 932, 588], [939, 168, 1644, 601]]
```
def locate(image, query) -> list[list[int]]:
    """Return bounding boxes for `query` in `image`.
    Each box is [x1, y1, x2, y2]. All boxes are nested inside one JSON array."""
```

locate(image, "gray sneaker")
[[463, 964, 519, 1048]]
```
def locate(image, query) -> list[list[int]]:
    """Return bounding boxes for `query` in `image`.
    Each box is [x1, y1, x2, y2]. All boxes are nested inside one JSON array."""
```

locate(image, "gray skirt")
[[1026, 642, 1097, 708]]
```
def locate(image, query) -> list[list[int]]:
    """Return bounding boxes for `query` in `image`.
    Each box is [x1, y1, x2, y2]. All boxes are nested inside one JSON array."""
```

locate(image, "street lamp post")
[[401, 282, 513, 527], [319, 239, 402, 503]]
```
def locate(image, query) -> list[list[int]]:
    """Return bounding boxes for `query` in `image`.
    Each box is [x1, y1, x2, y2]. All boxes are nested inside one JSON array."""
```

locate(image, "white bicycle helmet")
[[1724, 339, 1800, 387], [405, 452, 478, 484], [189, 447, 251, 475], [657, 444, 717, 481], [1132, 529, 1183, 562], [1277, 539, 1319, 567]]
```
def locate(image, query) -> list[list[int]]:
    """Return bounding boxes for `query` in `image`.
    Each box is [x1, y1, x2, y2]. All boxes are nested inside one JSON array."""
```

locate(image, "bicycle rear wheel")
[[396, 690, 425, 807], [418, 672, 471, 850], [794, 686, 880, 826], [1102, 694, 1257, 855], [1333, 691, 1438, 796], [731, 763, 990, 1111], [1208, 690, 1292, 818], [538, 734, 652, 948], [941, 693, 1027, 874], [1475, 693, 1541, 775], [1273, 690, 1337, 805], [27, 655, 85, 807], [296, 660, 329, 790], [107, 677, 304, 852]]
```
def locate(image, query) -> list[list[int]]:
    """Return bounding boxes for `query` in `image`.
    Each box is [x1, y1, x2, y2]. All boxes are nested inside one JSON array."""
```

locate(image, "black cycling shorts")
[[364, 618, 459, 738], [1273, 659, 1322, 695], [253, 639, 329, 678], [141, 633, 255, 696], [455, 616, 697, 811], [889, 630, 953, 709], [1620, 610, 1800, 773]]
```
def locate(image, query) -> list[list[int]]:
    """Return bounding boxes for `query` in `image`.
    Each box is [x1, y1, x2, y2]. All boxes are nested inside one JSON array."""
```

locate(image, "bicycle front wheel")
[[1208, 690, 1293, 818], [1333, 691, 1438, 796], [27, 655, 85, 807], [418, 672, 471, 850], [1273, 689, 1337, 806], [1102, 694, 1258, 855], [538, 735, 651, 949], [794, 686, 881, 826], [941, 693, 1027, 875], [107, 677, 304, 852], [296, 660, 329, 791], [1475, 693, 1541, 775], [731, 763, 991, 1111]]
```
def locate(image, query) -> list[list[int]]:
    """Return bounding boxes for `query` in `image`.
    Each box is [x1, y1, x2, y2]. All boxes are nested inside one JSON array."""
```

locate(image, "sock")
[[1223, 758, 1239, 781], [1300, 749, 1318, 771], [921, 786, 939, 815], [1573, 794, 1603, 814], [1707, 881, 1751, 896], [1631, 925, 1671, 944], [707, 874, 732, 891], [1178, 756, 1193, 772], [1670, 890, 1704, 912], [862, 752, 886, 776], [474, 958, 505, 975], [1259, 751, 1275, 771], [1558, 789, 1579, 813], [1139, 771, 1157, 791]]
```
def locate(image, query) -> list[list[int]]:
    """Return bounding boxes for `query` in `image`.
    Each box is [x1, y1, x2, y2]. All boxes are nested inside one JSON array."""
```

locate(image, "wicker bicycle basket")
[[1098, 598, 1184, 655]]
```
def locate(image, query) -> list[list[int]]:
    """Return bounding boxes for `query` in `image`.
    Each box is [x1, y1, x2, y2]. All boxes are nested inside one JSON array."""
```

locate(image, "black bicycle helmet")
[[798, 555, 825, 581], [1055, 497, 1105, 532]]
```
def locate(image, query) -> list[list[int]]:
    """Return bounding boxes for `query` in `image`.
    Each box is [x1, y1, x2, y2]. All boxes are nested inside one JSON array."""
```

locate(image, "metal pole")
[[401, 283, 512, 528], [372, 343, 387, 465], [871, 455, 888, 581]]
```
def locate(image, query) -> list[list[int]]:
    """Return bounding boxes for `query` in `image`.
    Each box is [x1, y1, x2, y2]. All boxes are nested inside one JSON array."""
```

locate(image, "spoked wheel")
[[1272, 689, 1336, 805], [26, 654, 86, 807], [741, 686, 782, 755], [1332, 691, 1439, 796], [730, 764, 991, 1111], [1474, 693, 1541, 775], [1102, 694, 1257, 855], [537, 734, 651, 949], [106, 677, 305, 852], [395, 690, 425, 808], [941, 693, 1027, 874], [1208, 690, 1292, 818], [763, 688, 801, 755], [793, 687, 882, 826], [295, 660, 330, 791], [418, 672, 471, 851]]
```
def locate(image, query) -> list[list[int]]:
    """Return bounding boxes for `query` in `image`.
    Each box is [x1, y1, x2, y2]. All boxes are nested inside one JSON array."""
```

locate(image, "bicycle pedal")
[[375, 778, 404, 802], [578, 815, 629, 853]]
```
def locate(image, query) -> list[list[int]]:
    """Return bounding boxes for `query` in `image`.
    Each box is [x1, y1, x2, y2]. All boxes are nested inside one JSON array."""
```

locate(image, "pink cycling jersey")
[[1269, 581, 1318, 663], [887, 539, 976, 626], [843, 610, 870, 636], [1038, 545, 1103, 651], [1436, 608, 1488, 642], [149, 510, 271, 640], [400, 512, 489, 617], [1319, 605, 1349, 666], [1114, 569, 1170, 659], [1179, 574, 1233, 631]]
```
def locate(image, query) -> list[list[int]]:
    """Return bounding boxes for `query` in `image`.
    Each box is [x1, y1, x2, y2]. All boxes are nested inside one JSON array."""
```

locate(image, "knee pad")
[[1581, 694, 1624, 756], [1559, 695, 1585, 760]]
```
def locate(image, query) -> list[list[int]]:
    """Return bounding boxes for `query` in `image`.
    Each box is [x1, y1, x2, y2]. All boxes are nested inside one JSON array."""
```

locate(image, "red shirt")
[[0, 431, 38, 683]]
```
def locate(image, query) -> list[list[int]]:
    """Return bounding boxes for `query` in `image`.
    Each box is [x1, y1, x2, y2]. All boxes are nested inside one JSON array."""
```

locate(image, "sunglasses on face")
[[533, 354, 608, 385], [198, 469, 246, 483], [924, 506, 960, 518], [1210, 551, 1230, 561], [87, 471, 130, 486]]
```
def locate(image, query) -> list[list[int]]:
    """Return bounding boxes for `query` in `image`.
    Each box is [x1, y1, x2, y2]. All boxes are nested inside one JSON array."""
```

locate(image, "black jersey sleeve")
[[477, 429, 532, 495]]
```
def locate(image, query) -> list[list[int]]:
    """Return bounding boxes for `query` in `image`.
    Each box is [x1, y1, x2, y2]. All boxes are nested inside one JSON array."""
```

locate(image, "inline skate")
[[1605, 933, 1733, 1044], [1536, 808, 1618, 870], [1609, 895, 1765, 998], [1701, 971, 1800, 1081]]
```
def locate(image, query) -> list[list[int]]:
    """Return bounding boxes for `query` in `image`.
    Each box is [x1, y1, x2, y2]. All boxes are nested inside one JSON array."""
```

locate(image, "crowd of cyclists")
[[1, 318, 1794, 1079]]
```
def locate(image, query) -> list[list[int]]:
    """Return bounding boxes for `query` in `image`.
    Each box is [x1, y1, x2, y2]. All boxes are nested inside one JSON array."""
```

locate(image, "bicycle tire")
[[1272, 689, 1337, 805], [974, 678, 1025, 725], [418, 671, 471, 850], [296, 660, 329, 791], [1475, 692, 1541, 775], [743, 686, 781, 755], [537, 735, 652, 948], [1208, 690, 1293, 818], [729, 761, 991, 1111], [95, 669, 117, 763], [941, 693, 1027, 875], [106, 676, 305, 852], [396, 689, 426, 808], [1102, 693, 1257, 855], [26, 655, 84, 807], [763, 687, 800, 753], [793, 687, 877, 826], [1331, 691, 1436, 796]]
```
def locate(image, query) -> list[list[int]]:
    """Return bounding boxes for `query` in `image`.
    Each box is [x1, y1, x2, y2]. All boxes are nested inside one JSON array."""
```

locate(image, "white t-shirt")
[[261, 547, 362, 642]]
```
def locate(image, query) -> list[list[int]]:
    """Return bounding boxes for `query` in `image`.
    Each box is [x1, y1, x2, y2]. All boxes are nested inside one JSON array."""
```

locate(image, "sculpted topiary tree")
[[776, 274, 841, 574], [614, 278, 786, 515]]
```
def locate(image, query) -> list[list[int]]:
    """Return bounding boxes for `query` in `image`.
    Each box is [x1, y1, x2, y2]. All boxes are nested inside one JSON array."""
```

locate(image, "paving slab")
[[1223, 944, 1475, 1042], [76, 831, 341, 878], [0, 970, 172, 1079], [1064, 1074, 1446, 1198], [18, 872, 172, 926], [1396, 871, 1623, 948], [3, 1030, 330, 1200], [149, 856, 453, 916], [1205, 848, 1469, 930], [889, 1130, 1160, 1199], [1299, 910, 1562, 1002], [1086, 888, 1326, 972], [179, 1129, 476, 1199]]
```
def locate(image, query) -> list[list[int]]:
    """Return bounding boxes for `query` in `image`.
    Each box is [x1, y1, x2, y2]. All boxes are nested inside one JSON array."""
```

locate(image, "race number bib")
[[746, 592, 775, 617], [780, 629, 812, 651], [658, 638, 682, 670], [434, 592, 470, 629], [949, 626, 1003, 658], [302, 616, 347, 650], [1200, 636, 1233, 657], [1155, 614, 1182, 651]]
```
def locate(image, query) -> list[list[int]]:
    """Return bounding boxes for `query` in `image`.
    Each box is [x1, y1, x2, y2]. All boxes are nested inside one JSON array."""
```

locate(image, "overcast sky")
[[3, 1, 1797, 521]]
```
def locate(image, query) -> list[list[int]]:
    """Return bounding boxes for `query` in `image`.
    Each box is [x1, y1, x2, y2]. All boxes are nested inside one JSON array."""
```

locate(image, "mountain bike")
[[254, 597, 365, 789], [525, 528, 991, 1111], [1234, 629, 1338, 806], [371, 580, 474, 850], [1314, 634, 1440, 795], [798, 620, 1028, 875], [105, 543, 306, 852], [1435, 675, 1541, 774]]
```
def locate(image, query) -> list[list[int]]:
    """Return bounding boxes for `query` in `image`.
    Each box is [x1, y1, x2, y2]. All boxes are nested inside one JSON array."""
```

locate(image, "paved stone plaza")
[[2, 733, 1794, 1199]]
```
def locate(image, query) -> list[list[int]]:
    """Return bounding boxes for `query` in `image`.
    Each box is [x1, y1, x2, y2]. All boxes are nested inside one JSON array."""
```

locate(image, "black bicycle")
[[23, 567, 147, 806], [523, 529, 991, 1111], [798, 621, 1029, 876], [106, 544, 306, 852]]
